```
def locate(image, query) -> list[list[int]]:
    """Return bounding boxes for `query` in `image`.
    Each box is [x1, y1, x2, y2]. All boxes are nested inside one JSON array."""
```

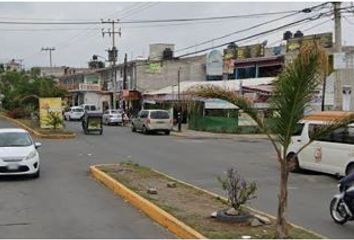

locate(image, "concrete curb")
[[152, 168, 327, 239], [90, 165, 206, 239], [171, 131, 270, 140], [0, 114, 76, 139]]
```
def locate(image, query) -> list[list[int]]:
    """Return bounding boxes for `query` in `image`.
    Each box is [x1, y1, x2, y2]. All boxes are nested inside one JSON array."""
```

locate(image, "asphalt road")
[[1, 118, 354, 238], [0, 119, 174, 239], [65, 121, 354, 239]]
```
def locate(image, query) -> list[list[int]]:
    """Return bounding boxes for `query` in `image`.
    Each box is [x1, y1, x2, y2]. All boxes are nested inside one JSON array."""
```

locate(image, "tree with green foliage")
[[0, 70, 67, 114], [191, 43, 354, 238]]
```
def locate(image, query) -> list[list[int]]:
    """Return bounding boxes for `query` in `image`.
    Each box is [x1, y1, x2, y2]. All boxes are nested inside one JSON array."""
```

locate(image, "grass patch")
[[98, 162, 321, 239]]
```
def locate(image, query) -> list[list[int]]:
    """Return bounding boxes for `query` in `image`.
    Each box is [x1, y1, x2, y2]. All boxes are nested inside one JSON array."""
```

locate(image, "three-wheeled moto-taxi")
[[82, 111, 103, 135]]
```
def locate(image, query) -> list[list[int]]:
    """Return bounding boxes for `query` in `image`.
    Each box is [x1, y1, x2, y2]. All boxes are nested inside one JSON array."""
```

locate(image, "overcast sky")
[[0, 1, 353, 68]]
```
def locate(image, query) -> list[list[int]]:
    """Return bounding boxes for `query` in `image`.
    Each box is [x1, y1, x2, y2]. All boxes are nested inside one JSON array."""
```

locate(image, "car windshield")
[[0, 132, 32, 147], [150, 111, 170, 119], [110, 110, 119, 114], [73, 108, 84, 112]]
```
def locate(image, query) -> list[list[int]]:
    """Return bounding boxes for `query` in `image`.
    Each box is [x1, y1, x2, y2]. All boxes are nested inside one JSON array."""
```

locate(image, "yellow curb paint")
[[90, 165, 206, 239], [152, 168, 326, 239], [0, 114, 76, 139]]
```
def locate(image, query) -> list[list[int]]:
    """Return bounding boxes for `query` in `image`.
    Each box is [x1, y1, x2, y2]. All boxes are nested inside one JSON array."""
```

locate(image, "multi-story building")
[[58, 70, 111, 111]]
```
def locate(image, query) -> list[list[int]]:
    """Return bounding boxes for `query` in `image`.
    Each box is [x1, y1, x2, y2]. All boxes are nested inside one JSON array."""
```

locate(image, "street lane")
[[0, 119, 174, 238], [1, 117, 353, 238], [65, 121, 354, 238]]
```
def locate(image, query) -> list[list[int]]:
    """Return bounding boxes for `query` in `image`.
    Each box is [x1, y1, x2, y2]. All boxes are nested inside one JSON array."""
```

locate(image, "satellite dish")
[[262, 40, 268, 46]]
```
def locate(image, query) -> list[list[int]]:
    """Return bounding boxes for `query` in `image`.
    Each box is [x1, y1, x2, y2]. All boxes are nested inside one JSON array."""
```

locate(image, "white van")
[[287, 111, 354, 176], [80, 104, 97, 112]]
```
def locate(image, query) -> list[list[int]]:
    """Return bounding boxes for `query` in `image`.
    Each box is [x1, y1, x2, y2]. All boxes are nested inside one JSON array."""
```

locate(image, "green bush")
[[44, 111, 63, 129]]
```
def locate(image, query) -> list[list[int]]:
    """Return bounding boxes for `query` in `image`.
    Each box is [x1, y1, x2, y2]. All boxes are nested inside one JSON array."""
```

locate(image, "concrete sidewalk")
[[171, 125, 270, 140]]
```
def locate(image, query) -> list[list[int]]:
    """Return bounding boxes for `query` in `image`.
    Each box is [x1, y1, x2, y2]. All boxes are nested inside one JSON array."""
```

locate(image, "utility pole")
[[123, 53, 128, 111], [177, 67, 182, 132], [41, 47, 55, 67], [333, 2, 343, 110], [101, 19, 121, 110]]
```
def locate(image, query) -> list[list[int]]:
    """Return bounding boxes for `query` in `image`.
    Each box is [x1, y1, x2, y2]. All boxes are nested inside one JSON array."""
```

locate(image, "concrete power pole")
[[41, 47, 55, 67], [333, 2, 343, 110], [101, 19, 121, 109], [123, 53, 128, 111]]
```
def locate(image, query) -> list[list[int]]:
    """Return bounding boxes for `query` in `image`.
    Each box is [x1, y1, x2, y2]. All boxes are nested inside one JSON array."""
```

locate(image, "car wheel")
[[68, 116, 71, 121], [142, 126, 149, 135], [286, 153, 300, 173], [165, 130, 170, 135], [131, 124, 137, 132]]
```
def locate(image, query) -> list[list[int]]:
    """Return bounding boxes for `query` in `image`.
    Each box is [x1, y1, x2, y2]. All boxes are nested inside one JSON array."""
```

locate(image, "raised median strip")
[[152, 168, 326, 239], [90, 163, 325, 239], [90, 164, 206, 239], [0, 114, 76, 139]]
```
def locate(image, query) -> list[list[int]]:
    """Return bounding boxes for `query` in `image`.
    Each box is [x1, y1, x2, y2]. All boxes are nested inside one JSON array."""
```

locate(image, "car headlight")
[[24, 151, 37, 161]]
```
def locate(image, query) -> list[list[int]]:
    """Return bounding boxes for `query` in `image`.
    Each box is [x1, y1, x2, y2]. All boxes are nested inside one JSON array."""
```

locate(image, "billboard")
[[39, 97, 63, 129], [287, 32, 333, 52], [236, 44, 264, 59]]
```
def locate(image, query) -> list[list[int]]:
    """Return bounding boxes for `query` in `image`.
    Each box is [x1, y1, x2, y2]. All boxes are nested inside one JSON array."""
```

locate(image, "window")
[[292, 123, 304, 136], [0, 132, 32, 147], [150, 111, 169, 119], [139, 111, 148, 118], [309, 124, 354, 144]]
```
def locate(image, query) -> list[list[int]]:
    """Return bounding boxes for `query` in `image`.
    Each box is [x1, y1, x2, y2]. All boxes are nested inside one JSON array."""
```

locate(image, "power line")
[[176, 11, 331, 58], [303, 17, 332, 31], [0, 6, 330, 26], [174, 2, 331, 53]]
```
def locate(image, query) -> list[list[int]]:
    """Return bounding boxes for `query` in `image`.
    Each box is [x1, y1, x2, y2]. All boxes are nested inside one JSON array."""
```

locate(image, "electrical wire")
[[0, 4, 330, 25], [176, 11, 332, 58], [174, 2, 331, 53]]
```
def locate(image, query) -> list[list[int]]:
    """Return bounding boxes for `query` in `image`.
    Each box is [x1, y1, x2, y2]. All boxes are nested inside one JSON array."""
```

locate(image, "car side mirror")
[[34, 142, 42, 149]]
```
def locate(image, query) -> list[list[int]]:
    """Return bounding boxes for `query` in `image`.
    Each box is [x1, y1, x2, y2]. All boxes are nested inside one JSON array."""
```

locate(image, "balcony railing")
[[60, 83, 101, 91]]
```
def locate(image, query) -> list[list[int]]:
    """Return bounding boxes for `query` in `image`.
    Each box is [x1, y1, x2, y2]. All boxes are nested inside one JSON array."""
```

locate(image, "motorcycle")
[[330, 174, 354, 224]]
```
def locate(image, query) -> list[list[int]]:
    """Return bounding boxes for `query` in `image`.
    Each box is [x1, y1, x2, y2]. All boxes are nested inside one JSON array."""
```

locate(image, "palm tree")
[[190, 42, 354, 238]]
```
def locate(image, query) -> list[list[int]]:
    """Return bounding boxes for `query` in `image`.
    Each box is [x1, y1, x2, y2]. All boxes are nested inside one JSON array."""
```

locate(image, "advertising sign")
[[206, 50, 223, 76], [237, 44, 264, 59], [146, 63, 162, 74], [287, 32, 333, 52], [39, 97, 63, 129]]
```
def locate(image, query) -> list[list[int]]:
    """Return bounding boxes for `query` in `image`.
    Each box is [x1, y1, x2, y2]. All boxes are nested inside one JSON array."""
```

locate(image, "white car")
[[0, 128, 41, 178], [131, 109, 172, 135], [64, 106, 85, 121], [103, 109, 123, 125]]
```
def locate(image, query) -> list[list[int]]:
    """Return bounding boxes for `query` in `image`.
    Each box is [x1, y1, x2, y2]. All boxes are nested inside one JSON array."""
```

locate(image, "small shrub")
[[217, 168, 257, 212], [44, 111, 63, 129]]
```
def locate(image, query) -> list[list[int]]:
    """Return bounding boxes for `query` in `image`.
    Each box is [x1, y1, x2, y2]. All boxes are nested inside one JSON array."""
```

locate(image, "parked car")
[[64, 106, 85, 121], [0, 128, 41, 178], [287, 111, 354, 176], [103, 109, 123, 125], [80, 104, 97, 112], [131, 109, 172, 135]]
